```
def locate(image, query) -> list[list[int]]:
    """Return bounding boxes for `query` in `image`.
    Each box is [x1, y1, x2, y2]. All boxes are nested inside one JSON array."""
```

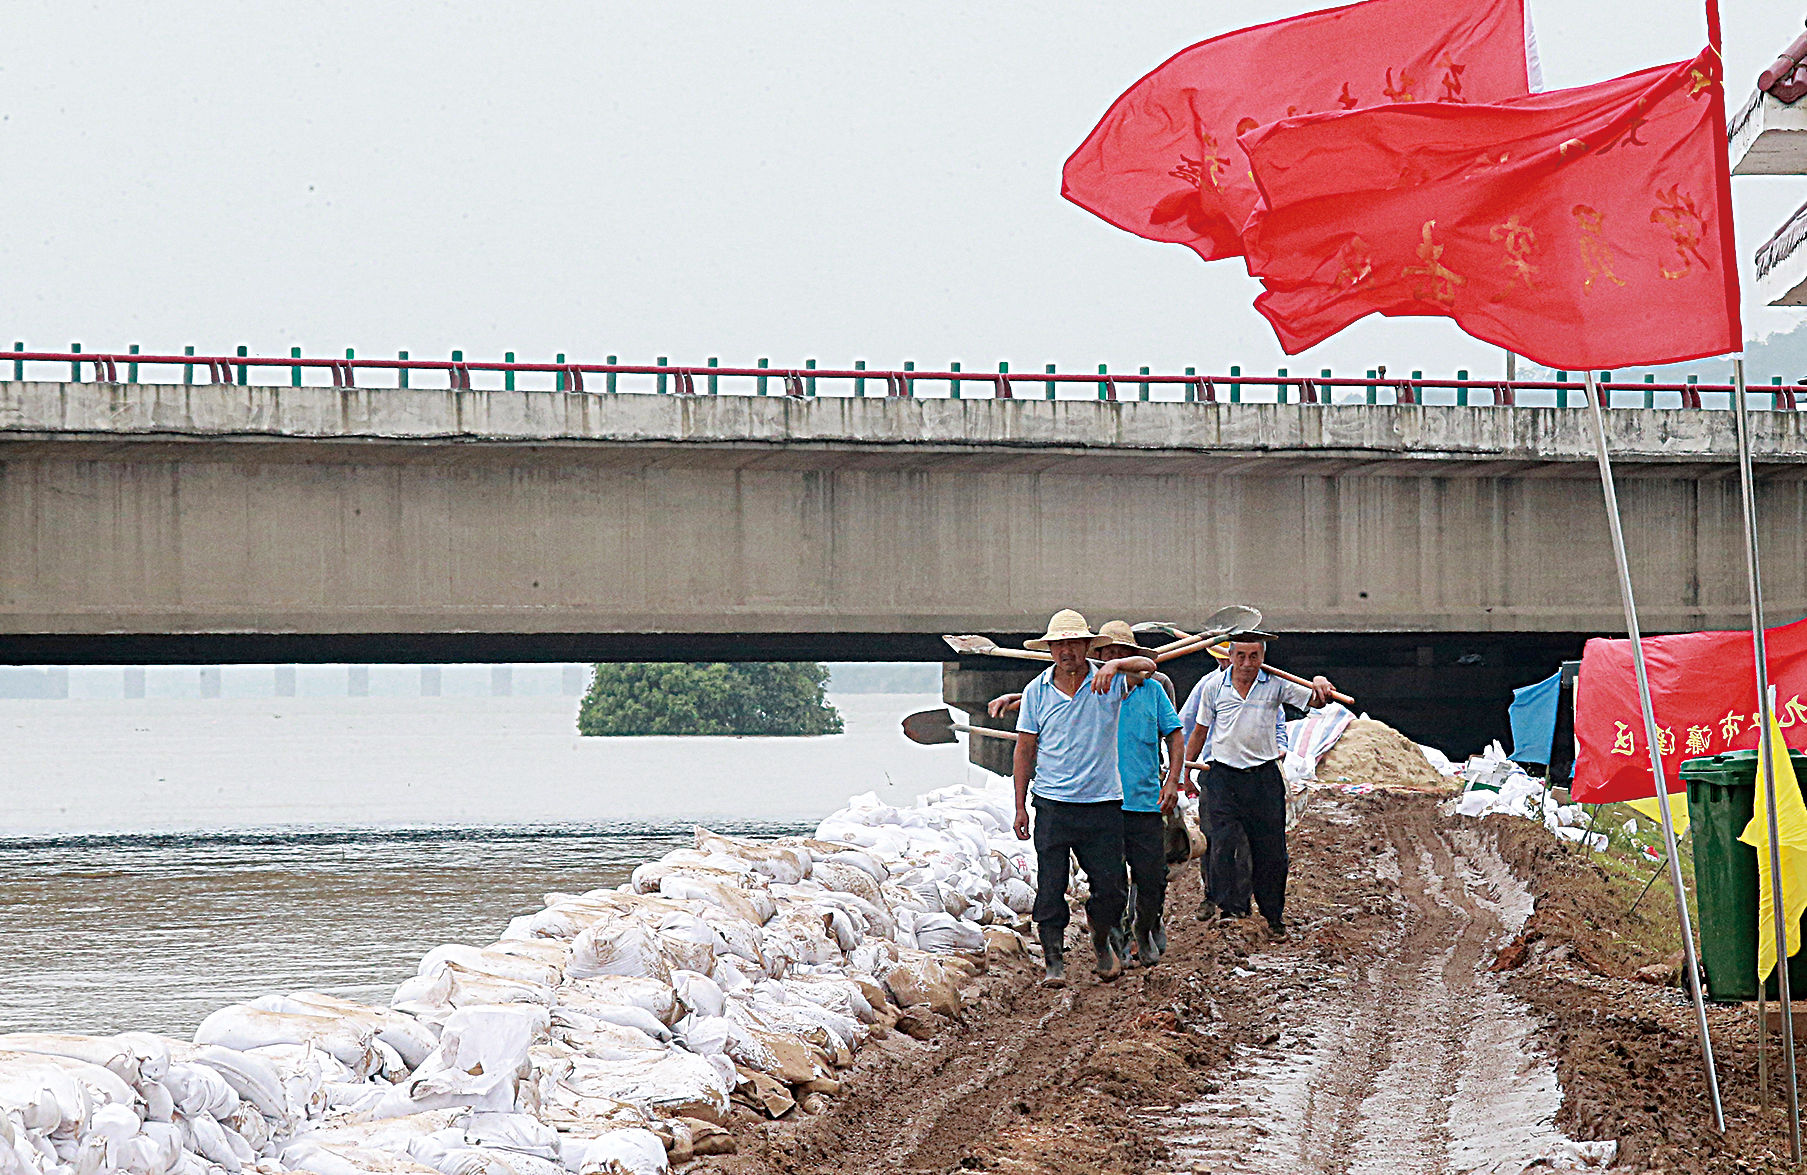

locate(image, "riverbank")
[[690, 794, 1799, 1174]]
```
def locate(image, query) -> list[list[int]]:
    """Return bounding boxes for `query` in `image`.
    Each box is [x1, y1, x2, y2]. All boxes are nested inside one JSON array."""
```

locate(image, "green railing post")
[[853, 359, 865, 397], [12, 342, 22, 381], [1229, 364, 1241, 403], [184, 345, 194, 386], [950, 360, 961, 400], [1186, 366, 1198, 403], [236, 345, 248, 385], [290, 346, 301, 387], [70, 343, 81, 383], [1137, 365, 1150, 401], [129, 344, 140, 385], [656, 356, 668, 395], [505, 352, 515, 392], [1322, 368, 1334, 405], [805, 358, 817, 396], [1277, 367, 1288, 404], [606, 355, 618, 395], [757, 357, 768, 396], [708, 357, 720, 396], [903, 360, 915, 397], [1687, 373, 1699, 407], [998, 360, 1009, 399], [1456, 369, 1469, 407], [1598, 370, 1610, 409], [1097, 363, 1108, 400], [1645, 373, 1656, 408], [1556, 371, 1568, 408], [345, 348, 355, 387], [398, 350, 409, 389], [1045, 363, 1056, 400], [555, 353, 565, 392]]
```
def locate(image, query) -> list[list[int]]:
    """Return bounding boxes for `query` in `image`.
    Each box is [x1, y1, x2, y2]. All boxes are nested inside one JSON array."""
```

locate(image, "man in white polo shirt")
[[1009, 609, 1157, 986], [1180, 635, 1336, 938]]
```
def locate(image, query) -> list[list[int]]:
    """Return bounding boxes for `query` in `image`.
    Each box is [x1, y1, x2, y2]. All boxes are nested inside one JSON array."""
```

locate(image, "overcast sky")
[[2, 1, 1801, 383]]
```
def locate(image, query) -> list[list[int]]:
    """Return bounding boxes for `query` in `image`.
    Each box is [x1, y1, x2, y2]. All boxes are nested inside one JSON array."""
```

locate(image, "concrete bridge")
[[4, 377, 1804, 750]]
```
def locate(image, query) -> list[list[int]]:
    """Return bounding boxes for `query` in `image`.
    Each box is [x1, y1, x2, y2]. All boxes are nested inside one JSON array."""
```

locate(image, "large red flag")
[[1061, 0, 1536, 263], [1239, 49, 1740, 367], [1573, 618, 1807, 803]]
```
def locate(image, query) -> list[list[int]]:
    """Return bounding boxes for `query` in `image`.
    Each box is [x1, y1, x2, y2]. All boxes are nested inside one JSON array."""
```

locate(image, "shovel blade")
[[941, 634, 1001, 656], [901, 708, 959, 746]]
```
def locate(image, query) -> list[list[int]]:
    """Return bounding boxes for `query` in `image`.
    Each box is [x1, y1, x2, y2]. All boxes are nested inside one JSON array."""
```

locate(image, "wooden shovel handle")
[[952, 722, 1020, 742], [1260, 664, 1355, 706]]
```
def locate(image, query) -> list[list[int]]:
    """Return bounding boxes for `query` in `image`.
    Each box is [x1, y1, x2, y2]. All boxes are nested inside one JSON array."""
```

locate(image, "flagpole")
[[1584, 371, 1726, 1132], [1732, 354, 1803, 1159]]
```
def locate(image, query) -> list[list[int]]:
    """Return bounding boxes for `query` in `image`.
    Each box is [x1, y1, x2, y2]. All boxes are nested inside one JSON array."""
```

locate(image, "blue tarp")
[[1508, 670, 1561, 765]]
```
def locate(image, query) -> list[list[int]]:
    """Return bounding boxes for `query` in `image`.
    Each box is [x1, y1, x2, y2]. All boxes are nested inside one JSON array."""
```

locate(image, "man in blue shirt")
[[1004, 609, 1157, 986], [1090, 621, 1185, 969]]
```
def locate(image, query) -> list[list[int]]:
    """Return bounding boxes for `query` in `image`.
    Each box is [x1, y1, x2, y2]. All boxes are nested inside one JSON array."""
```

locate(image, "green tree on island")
[[576, 662, 844, 736]]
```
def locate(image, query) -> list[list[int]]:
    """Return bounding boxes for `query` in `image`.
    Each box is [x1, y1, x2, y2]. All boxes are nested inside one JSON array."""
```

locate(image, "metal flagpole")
[[1732, 355, 1803, 1159], [1583, 372, 1726, 1131]]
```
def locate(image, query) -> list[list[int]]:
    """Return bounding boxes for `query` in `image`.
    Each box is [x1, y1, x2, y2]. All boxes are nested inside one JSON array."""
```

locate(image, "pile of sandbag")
[[0, 778, 1035, 1175]]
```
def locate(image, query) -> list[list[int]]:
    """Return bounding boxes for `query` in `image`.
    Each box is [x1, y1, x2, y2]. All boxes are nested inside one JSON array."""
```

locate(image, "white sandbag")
[[693, 830, 808, 885], [418, 948, 560, 992], [0, 1035, 142, 1089], [669, 971, 726, 1021], [193, 1007, 378, 1077], [256, 993, 440, 1070], [997, 878, 1036, 915], [654, 876, 772, 926], [561, 1130, 669, 1175], [559, 976, 679, 1027], [651, 913, 718, 976], [286, 1143, 443, 1175], [162, 1060, 241, 1119], [373, 1005, 544, 1117], [481, 940, 573, 972], [781, 975, 875, 1024], [553, 1005, 671, 1046], [461, 1112, 561, 1162], [243, 1043, 338, 1120], [912, 912, 985, 955], [176, 1110, 242, 1173], [551, 1052, 728, 1124], [568, 919, 672, 985]]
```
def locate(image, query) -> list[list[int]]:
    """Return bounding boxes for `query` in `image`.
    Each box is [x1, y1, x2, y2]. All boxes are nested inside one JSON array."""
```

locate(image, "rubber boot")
[[1038, 923, 1066, 988], [1091, 924, 1123, 982], [1136, 918, 1164, 968]]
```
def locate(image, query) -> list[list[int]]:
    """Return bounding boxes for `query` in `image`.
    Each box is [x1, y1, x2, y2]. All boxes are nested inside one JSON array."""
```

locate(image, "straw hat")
[[1089, 620, 1153, 654], [1025, 608, 1098, 651]]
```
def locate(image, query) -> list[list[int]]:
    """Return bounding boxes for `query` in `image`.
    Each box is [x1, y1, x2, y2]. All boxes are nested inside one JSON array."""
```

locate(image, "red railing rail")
[[1, 346, 1799, 410]]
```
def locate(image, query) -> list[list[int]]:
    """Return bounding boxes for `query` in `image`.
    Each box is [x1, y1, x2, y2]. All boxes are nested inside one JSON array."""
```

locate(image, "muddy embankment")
[[693, 794, 1802, 1175]]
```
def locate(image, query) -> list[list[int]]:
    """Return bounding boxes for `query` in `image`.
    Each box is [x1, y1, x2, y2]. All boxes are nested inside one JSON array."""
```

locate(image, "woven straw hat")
[[1025, 608, 1098, 651], [1089, 619, 1153, 654]]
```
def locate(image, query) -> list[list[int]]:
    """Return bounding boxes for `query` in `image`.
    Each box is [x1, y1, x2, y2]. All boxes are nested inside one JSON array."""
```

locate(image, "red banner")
[[1573, 618, 1807, 803], [1239, 49, 1740, 369], [1061, 0, 1534, 263]]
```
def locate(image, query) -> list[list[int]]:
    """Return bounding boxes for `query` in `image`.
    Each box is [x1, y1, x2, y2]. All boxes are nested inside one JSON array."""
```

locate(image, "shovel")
[[901, 708, 1213, 772], [1136, 619, 1355, 705], [942, 604, 1263, 665]]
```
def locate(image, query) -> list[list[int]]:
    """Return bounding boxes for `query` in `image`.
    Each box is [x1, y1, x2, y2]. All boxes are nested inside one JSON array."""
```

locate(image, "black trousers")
[[1031, 796, 1128, 938], [1118, 810, 1168, 938], [1203, 759, 1289, 922]]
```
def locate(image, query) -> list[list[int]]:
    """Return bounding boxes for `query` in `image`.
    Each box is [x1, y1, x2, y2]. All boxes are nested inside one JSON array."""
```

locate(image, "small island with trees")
[[576, 662, 844, 737]]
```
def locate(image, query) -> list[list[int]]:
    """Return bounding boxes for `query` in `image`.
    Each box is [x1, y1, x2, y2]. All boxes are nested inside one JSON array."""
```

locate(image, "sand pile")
[[1315, 717, 1453, 792]]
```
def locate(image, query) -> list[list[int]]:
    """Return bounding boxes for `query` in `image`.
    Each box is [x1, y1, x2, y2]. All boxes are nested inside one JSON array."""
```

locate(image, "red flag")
[[1573, 618, 1807, 804], [1061, 0, 1536, 263], [1240, 49, 1740, 367]]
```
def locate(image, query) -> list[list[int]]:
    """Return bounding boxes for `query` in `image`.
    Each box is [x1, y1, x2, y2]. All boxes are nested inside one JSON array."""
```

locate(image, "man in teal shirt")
[[1092, 621, 1185, 967]]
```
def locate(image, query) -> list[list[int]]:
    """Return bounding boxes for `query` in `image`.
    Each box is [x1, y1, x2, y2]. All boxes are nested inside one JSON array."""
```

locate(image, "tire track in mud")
[[1162, 813, 1588, 1174]]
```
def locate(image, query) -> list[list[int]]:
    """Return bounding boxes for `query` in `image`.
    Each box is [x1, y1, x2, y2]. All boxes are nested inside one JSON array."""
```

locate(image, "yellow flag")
[[1627, 792, 1690, 838], [1737, 712, 1807, 981]]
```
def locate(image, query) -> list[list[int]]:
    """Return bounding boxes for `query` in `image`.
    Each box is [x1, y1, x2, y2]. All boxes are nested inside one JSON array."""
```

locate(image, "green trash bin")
[[1684, 749, 1807, 1002]]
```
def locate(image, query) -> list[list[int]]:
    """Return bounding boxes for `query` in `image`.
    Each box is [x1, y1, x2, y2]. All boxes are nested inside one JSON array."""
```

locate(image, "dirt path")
[[692, 794, 1792, 1175], [1160, 815, 1609, 1173]]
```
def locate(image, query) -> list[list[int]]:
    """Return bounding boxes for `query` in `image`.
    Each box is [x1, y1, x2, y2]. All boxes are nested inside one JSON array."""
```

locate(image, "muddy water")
[[0, 689, 970, 1037], [1159, 806, 1622, 1174], [0, 826, 814, 1038]]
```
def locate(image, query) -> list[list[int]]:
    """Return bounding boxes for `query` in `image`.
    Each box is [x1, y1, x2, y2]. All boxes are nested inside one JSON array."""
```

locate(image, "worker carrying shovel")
[[1003, 609, 1158, 986], [992, 619, 1184, 970], [1181, 634, 1337, 939]]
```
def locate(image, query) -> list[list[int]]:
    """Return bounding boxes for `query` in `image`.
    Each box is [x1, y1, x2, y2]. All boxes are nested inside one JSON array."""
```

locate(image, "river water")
[[0, 691, 972, 1036]]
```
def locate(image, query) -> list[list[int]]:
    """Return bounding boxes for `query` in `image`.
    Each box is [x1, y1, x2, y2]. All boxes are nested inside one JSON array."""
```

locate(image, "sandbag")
[[193, 1007, 377, 1077], [670, 971, 726, 1021], [561, 1129, 669, 1175], [569, 918, 673, 985], [559, 976, 679, 1027]]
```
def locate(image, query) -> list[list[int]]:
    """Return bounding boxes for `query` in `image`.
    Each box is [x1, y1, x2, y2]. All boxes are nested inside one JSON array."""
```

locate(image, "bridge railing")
[[2, 345, 1800, 409]]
